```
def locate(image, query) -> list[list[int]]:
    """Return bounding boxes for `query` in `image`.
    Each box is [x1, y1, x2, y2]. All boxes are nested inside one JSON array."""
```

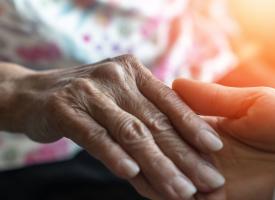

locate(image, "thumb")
[[172, 78, 258, 118]]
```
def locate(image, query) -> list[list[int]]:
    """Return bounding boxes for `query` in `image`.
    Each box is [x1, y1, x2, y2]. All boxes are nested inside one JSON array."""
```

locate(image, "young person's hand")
[[173, 79, 275, 200], [0, 55, 225, 200]]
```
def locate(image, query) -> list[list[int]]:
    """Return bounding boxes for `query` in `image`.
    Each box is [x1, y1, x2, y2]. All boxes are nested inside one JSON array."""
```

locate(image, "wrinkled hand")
[[173, 79, 275, 200], [9, 55, 225, 200]]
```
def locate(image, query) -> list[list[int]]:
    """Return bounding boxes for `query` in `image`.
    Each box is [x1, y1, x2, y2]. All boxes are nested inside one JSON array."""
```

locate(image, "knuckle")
[[146, 112, 173, 134], [112, 54, 153, 87], [239, 87, 275, 114], [70, 78, 91, 91], [115, 54, 140, 64], [92, 62, 127, 83], [114, 54, 149, 74], [180, 110, 196, 124], [117, 117, 151, 145], [69, 78, 103, 103], [80, 128, 108, 149], [172, 145, 192, 162]]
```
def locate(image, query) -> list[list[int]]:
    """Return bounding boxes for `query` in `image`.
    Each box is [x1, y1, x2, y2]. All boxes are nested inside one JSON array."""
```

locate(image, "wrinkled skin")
[[3, 55, 225, 200], [173, 79, 275, 200]]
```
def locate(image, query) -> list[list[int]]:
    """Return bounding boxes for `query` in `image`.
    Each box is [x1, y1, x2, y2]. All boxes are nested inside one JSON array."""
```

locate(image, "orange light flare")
[[228, 0, 275, 63]]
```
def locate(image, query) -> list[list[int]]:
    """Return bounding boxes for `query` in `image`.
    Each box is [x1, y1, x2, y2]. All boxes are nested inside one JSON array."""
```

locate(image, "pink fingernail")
[[171, 177, 197, 199], [119, 159, 140, 178], [198, 164, 225, 189], [201, 131, 223, 151]]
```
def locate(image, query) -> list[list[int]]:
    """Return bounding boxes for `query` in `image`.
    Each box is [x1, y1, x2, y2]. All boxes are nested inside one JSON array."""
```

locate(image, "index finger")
[[137, 74, 223, 153]]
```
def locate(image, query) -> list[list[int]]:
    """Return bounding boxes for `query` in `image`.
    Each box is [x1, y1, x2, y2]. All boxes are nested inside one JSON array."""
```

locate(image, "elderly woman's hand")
[[1, 55, 225, 200]]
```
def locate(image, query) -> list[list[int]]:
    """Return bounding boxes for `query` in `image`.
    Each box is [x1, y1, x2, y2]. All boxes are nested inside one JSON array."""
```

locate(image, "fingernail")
[[198, 164, 225, 189], [119, 159, 140, 178], [171, 177, 197, 199], [200, 131, 223, 151]]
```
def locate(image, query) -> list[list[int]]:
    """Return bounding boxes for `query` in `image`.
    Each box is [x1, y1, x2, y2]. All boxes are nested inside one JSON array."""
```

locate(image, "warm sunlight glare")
[[229, 0, 275, 42]]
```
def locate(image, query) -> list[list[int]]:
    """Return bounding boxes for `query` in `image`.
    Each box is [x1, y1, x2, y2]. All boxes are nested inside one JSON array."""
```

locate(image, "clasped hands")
[[4, 55, 275, 200]]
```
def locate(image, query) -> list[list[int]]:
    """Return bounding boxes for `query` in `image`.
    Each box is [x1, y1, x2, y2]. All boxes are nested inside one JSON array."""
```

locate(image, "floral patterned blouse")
[[0, 0, 237, 170]]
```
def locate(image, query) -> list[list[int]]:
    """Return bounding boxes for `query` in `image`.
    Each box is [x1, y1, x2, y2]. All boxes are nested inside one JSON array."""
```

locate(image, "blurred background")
[[0, 0, 275, 199], [219, 0, 275, 87]]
